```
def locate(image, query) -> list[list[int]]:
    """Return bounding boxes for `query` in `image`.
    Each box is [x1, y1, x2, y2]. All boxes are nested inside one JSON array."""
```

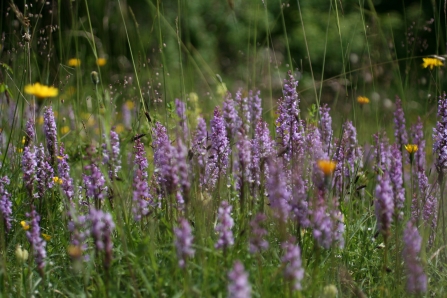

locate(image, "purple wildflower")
[[290, 170, 310, 228], [90, 208, 115, 269], [394, 96, 408, 151], [311, 190, 342, 249], [248, 213, 269, 254], [26, 209, 46, 276], [228, 261, 252, 298], [375, 171, 394, 238], [174, 218, 195, 268], [411, 118, 425, 172], [250, 90, 262, 127], [105, 128, 121, 180], [67, 213, 90, 260], [235, 133, 252, 190], [43, 106, 58, 158], [250, 121, 274, 195], [35, 143, 54, 199], [373, 132, 391, 173], [0, 176, 12, 231], [236, 90, 251, 134], [281, 239, 304, 291], [403, 221, 427, 294], [276, 71, 301, 161], [342, 120, 363, 176], [57, 145, 75, 202], [175, 99, 189, 137], [153, 122, 179, 195], [389, 145, 405, 219], [319, 104, 333, 156], [215, 201, 234, 250], [206, 108, 230, 190], [25, 118, 35, 146], [433, 93, 447, 173], [223, 96, 241, 137], [132, 139, 151, 220], [176, 139, 190, 205], [266, 158, 291, 221], [83, 163, 107, 204], [22, 145, 36, 195], [192, 117, 208, 170]]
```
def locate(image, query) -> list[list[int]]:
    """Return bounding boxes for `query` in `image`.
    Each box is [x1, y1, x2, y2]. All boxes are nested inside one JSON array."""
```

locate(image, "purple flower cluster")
[[319, 104, 333, 156], [403, 221, 427, 294], [228, 261, 252, 298], [266, 158, 291, 221], [26, 209, 46, 275], [389, 145, 405, 219], [248, 213, 269, 254], [281, 239, 304, 291], [192, 117, 208, 171], [103, 128, 121, 180], [174, 218, 195, 268], [83, 163, 107, 203], [22, 145, 37, 195], [35, 143, 54, 199], [223, 96, 241, 137], [175, 99, 189, 137], [250, 121, 274, 195], [57, 145, 75, 202], [90, 208, 115, 269], [215, 201, 234, 250], [0, 176, 12, 231], [206, 108, 230, 190], [132, 139, 151, 220], [375, 172, 394, 238], [433, 93, 447, 173], [43, 106, 58, 158], [393, 96, 408, 151], [25, 118, 35, 146]]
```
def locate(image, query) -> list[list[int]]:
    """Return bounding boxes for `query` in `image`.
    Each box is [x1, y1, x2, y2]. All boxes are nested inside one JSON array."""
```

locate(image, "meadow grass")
[[0, 0, 446, 297]]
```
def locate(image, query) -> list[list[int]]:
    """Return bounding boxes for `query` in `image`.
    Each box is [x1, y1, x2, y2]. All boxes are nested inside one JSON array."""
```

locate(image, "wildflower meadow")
[[1, 0, 447, 297]]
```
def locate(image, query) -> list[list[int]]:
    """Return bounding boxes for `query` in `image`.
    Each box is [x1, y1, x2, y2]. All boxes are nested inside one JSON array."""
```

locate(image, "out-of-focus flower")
[[174, 218, 195, 268], [91, 71, 99, 85], [96, 58, 107, 66], [217, 82, 228, 97], [25, 83, 58, 98], [41, 233, 51, 241], [26, 209, 47, 276], [61, 126, 70, 134], [317, 160, 337, 175], [405, 144, 418, 154], [422, 57, 443, 69], [15, 245, 29, 262], [357, 96, 370, 104], [215, 201, 234, 250], [228, 261, 252, 298], [68, 58, 81, 67], [0, 176, 12, 231], [53, 176, 63, 184], [281, 239, 304, 291], [403, 221, 427, 294], [21, 220, 30, 230]]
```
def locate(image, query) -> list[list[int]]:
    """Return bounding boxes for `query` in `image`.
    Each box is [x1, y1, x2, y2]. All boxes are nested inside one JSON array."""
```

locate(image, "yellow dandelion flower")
[[61, 126, 70, 134], [125, 100, 135, 110], [317, 160, 337, 176], [422, 57, 443, 70], [96, 58, 107, 66], [53, 176, 63, 184], [24, 83, 58, 99], [68, 58, 81, 67], [357, 96, 370, 104], [405, 144, 418, 154], [41, 233, 52, 241], [20, 221, 30, 231], [57, 155, 64, 160], [115, 124, 125, 134]]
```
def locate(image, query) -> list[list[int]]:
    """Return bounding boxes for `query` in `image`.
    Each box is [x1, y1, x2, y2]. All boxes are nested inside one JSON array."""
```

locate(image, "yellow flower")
[[115, 124, 125, 134], [24, 83, 59, 99], [53, 176, 63, 184], [422, 57, 443, 70], [125, 100, 135, 110], [68, 58, 81, 67], [317, 160, 337, 175], [21, 221, 30, 231], [61, 126, 70, 134], [96, 58, 107, 66], [41, 233, 52, 241], [67, 245, 82, 258], [57, 156, 64, 160], [17, 148, 23, 153], [405, 144, 418, 154], [21, 136, 26, 144], [357, 96, 370, 104], [37, 116, 44, 125]]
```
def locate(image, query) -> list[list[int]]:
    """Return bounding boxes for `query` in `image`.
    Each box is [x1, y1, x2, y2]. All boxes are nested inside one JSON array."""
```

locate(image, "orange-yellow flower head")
[[68, 58, 81, 67], [24, 83, 58, 99], [20, 221, 30, 231], [317, 160, 337, 175], [41, 233, 52, 241], [422, 57, 443, 70], [405, 144, 418, 154], [96, 58, 107, 66], [357, 96, 370, 105]]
